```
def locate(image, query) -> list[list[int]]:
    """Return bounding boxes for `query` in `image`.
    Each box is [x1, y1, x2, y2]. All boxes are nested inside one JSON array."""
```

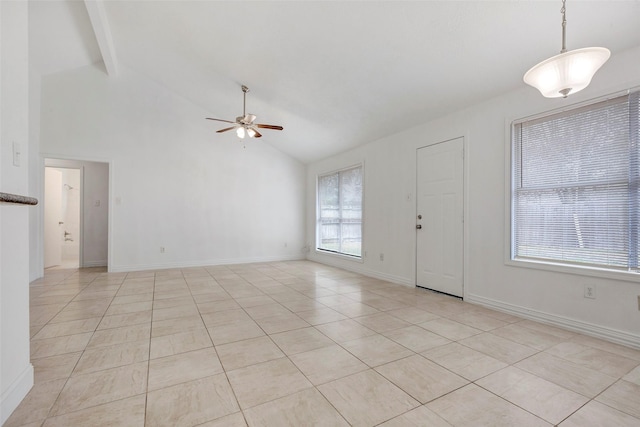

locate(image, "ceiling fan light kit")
[[206, 85, 283, 139], [524, 0, 610, 98]]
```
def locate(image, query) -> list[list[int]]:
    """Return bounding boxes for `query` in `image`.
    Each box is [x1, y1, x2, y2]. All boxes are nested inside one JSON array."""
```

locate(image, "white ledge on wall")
[[506, 258, 640, 283]]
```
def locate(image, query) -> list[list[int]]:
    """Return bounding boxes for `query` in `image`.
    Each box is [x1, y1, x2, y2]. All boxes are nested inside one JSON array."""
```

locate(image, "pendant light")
[[524, 0, 610, 98]]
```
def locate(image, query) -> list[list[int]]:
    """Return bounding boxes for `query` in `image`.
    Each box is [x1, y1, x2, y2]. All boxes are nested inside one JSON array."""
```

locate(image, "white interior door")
[[416, 138, 464, 297], [44, 167, 63, 268]]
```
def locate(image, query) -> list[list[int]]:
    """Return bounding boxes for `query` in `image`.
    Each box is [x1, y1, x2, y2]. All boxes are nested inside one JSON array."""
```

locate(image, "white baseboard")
[[466, 293, 640, 350], [82, 260, 107, 268], [1, 364, 33, 425], [307, 254, 414, 287], [109, 254, 306, 273]]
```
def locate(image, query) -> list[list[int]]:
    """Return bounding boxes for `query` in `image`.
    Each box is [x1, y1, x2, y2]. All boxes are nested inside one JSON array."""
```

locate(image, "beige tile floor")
[[6, 260, 640, 426]]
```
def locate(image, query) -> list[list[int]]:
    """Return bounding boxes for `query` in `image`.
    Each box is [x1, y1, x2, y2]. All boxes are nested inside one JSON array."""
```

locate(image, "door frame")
[[415, 136, 468, 299], [39, 154, 112, 276]]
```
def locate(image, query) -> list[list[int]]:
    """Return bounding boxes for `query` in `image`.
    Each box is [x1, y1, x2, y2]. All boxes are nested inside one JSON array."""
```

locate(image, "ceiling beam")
[[84, 0, 118, 76]]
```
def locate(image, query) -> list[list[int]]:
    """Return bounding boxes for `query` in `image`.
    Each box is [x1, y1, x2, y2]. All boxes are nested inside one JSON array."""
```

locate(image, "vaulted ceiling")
[[29, 1, 640, 163]]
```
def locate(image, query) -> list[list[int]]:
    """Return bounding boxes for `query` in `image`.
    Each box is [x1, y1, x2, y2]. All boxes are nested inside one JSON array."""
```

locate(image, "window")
[[512, 90, 640, 271], [317, 165, 363, 257]]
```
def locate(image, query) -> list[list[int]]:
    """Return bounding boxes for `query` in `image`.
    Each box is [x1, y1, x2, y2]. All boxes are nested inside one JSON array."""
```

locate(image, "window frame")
[[315, 163, 364, 261], [506, 88, 640, 281]]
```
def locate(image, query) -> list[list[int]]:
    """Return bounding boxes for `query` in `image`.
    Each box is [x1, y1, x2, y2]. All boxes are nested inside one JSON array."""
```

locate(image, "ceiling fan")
[[206, 85, 283, 139]]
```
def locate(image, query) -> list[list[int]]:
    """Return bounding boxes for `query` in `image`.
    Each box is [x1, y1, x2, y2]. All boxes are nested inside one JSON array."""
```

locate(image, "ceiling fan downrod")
[[242, 85, 249, 118]]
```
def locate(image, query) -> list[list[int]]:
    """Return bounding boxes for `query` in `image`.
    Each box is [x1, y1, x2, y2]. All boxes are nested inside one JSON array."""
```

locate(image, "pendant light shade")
[[235, 126, 257, 139], [524, 47, 610, 98], [523, 0, 610, 98]]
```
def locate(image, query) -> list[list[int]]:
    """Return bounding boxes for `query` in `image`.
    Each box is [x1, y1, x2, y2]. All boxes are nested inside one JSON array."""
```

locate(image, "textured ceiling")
[[29, 1, 640, 163]]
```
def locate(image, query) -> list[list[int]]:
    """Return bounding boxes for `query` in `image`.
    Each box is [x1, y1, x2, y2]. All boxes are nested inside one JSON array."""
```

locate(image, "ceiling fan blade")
[[256, 124, 284, 131], [206, 117, 235, 124], [252, 128, 262, 138], [216, 126, 236, 133]]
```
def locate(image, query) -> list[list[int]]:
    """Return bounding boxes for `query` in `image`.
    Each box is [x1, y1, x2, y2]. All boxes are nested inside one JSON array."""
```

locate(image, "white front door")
[[416, 138, 464, 297]]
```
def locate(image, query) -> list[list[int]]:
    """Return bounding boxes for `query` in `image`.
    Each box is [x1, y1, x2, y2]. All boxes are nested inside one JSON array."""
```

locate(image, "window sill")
[[506, 258, 640, 283]]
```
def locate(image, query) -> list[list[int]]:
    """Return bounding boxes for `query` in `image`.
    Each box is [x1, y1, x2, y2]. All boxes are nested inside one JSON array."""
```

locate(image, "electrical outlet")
[[379, 253, 384, 262], [584, 284, 596, 299], [160, 247, 165, 253], [637, 295, 640, 311]]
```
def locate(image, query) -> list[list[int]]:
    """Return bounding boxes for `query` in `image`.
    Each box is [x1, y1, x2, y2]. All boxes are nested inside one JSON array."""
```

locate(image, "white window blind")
[[512, 90, 640, 271], [317, 165, 363, 257]]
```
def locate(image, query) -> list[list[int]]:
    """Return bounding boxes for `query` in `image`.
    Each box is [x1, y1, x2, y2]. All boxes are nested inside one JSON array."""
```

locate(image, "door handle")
[[416, 224, 422, 229]]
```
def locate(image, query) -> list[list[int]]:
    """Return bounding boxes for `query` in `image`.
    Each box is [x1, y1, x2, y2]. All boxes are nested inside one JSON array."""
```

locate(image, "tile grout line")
[[39, 270, 123, 422], [18, 262, 640, 426], [188, 266, 250, 425], [140, 270, 157, 427]]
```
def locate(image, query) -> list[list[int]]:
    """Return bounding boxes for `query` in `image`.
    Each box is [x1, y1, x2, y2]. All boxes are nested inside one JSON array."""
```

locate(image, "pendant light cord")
[[560, 0, 567, 53]]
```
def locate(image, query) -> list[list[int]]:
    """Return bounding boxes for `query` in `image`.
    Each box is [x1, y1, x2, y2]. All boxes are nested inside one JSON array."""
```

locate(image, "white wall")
[[28, 68, 42, 281], [307, 46, 640, 348], [82, 161, 108, 266], [1, 1, 34, 424], [39, 64, 306, 272]]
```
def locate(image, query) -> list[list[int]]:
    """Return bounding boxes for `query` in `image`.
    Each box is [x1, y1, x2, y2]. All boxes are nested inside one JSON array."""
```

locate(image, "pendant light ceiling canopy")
[[524, 0, 610, 98]]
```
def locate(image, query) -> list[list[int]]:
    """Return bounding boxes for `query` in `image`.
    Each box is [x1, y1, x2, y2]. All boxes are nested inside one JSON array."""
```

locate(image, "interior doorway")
[[44, 167, 81, 269], [43, 158, 109, 270], [416, 137, 464, 297]]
